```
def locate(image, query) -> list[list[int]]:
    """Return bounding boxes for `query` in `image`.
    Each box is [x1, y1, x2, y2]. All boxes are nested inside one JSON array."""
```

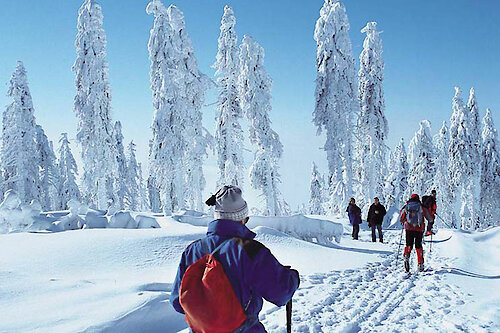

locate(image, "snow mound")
[[247, 214, 343, 244], [172, 210, 212, 226], [136, 215, 160, 228], [84, 211, 108, 229], [0, 190, 42, 233], [109, 211, 137, 229]]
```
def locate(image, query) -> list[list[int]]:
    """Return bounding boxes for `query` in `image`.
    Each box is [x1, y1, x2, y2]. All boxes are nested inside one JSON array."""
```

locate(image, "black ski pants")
[[405, 230, 423, 249], [352, 224, 359, 240], [371, 223, 383, 242]]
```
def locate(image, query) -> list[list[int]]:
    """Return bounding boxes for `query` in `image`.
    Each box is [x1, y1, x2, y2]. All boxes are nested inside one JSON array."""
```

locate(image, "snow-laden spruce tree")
[[313, 0, 356, 214], [1, 62, 40, 205], [73, 0, 118, 210], [57, 133, 80, 210], [309, 162, 325, 215], [213, 5, 245, 188], [466, 88, 481, 228], [113, 121, 129, 210], [383, 138, 408, 210], [407, 120, 435, 198], [239, 35, 285, 216], [432, 121, 456, 226], [125, 141, 141, 211], [35, 125, 60, 210], [479, 109, 500, 228], [167, 5, 211, 212], [356, 21, 388, 209], [146, 1, 187, 214], [448, 87, 475, 229], [137, 162, 149, 211]]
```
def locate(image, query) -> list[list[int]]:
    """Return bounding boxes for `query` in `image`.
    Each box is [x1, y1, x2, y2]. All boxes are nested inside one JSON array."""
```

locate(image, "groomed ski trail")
[[260, 231, 495, 333]]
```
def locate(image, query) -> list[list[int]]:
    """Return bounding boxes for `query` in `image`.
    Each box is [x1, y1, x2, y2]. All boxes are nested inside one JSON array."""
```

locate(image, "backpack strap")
[[211, 238, 233, 256]]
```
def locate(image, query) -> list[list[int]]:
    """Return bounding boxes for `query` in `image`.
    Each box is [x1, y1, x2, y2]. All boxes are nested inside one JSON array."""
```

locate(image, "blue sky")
[[0, 0, 499, 209]]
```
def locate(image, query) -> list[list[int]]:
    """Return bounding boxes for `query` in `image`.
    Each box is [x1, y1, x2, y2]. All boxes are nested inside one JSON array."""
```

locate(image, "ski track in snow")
[[260, 231, 496, 333]]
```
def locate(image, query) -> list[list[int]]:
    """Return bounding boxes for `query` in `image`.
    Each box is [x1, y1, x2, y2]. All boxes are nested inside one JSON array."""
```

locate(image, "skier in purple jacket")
[[170, 185, 300, 332]]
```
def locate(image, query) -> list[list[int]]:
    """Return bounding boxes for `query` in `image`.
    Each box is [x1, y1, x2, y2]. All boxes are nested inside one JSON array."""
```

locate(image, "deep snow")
[[0, 215, 498, 332]]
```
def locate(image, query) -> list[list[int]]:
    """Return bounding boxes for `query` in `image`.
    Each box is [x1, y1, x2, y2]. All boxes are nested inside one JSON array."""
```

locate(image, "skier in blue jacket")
[[170, 185, 300, 332]]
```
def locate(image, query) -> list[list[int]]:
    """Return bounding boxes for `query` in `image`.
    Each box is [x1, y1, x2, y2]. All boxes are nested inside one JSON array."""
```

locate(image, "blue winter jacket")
[[346, 203, 362, 225], [170, 219, 300, 332]]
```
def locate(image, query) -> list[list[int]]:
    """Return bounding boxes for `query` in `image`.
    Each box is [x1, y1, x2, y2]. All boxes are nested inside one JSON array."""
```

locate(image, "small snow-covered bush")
[[247, 214, 343, 244], [172, 210, 212, 226], [0, 190, 41, 233], [108, 211, 137, 229], [136, 215, 160, 228], [84, 211, 108, 229]]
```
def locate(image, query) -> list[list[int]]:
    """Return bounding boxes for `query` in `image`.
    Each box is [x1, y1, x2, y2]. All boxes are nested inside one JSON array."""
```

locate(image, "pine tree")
[[213, 5, 245, 188], [407, 120, 434, 198], [73, 0, 118, 210], [313, 0, 356, 214], [167, 5, 210, 212], [1, 61, 40, 205], [146, 1, 187, 214], [432, 121, 456, 226], [113, 121, 129, 210], [448, 87, 475, 229], [239, 35, 284, 216], [309, 162, 325, 215], [125, 141, 140, 211], [35, 125, 60, 210], [137, 162, 149, 211], [479, 109, 500, 228], [466, 87, 481, 228], [356, 21, 388, 209], [384, 138, 408, 210], [57, 133, 80, 210]]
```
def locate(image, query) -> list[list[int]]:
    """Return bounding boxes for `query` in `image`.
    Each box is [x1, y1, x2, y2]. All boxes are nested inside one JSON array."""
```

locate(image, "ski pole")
[[396, 226, 404, 265], [435, 213, 453, 229], [286, 298, 292, 333]]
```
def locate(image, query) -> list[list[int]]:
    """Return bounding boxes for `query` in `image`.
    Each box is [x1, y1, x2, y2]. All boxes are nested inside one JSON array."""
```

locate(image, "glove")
[[368, 223, 372, 228]]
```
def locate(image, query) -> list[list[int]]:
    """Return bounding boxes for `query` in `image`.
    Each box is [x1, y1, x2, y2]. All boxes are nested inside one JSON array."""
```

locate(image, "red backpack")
[[179, 239, 247, 333]]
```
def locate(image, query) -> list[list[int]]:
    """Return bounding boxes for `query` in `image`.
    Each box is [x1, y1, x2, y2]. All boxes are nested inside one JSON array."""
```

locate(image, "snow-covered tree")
[[57, 133, 80, 210], [384, 138, 408, 210], [309, 162, 325, 215], [125, 141, 141, 211], [113, 121, 129, 210], [479, 109, 500, 228], [146, 1, 187, 214], [213, 5, 245, 188], [432, 121, 456, 227], [35, 125, 60, 210], [407, 120, 434, 198], [466, 88, 481, 228], [1, 62, 40, 205], [448, 87, 475, 229], [356, 21, 388, 209], [167, 5, 211, 212], [239, 35, 284, 216], [137, 162, 149, 212], [313, 0, 356, 214], [73, 0, 118, 210]]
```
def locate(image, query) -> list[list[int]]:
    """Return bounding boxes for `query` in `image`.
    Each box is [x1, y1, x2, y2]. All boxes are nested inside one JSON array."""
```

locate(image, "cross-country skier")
[[367, 197, 386, 243], [399, 194, 434, 272], [346, 197, 362, 240], [170, 185, 299, 332], [422, 189, 437, 236]]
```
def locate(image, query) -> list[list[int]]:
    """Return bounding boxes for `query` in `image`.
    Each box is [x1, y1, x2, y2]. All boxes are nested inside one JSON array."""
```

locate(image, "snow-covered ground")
[[0, 215, 498, 332]]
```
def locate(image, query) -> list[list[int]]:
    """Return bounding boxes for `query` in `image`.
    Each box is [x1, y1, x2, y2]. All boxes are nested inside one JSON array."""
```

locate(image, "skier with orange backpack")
[[170, 185, 299, 332], [399, 193, 435, 272]]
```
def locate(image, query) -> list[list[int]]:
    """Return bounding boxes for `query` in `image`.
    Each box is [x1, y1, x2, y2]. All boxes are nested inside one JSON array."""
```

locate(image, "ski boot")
[[404, 258, 410, 273], [416, 248, 424, 272], [425, 230, 435, 236]]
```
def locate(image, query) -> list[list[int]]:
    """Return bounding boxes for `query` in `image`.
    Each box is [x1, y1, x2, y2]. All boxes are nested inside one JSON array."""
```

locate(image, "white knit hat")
[[206, 185, 249, 221]]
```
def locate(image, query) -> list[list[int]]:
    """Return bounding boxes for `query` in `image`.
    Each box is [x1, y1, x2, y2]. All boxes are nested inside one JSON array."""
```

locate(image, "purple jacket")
[[170, 219, 299, 332]]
